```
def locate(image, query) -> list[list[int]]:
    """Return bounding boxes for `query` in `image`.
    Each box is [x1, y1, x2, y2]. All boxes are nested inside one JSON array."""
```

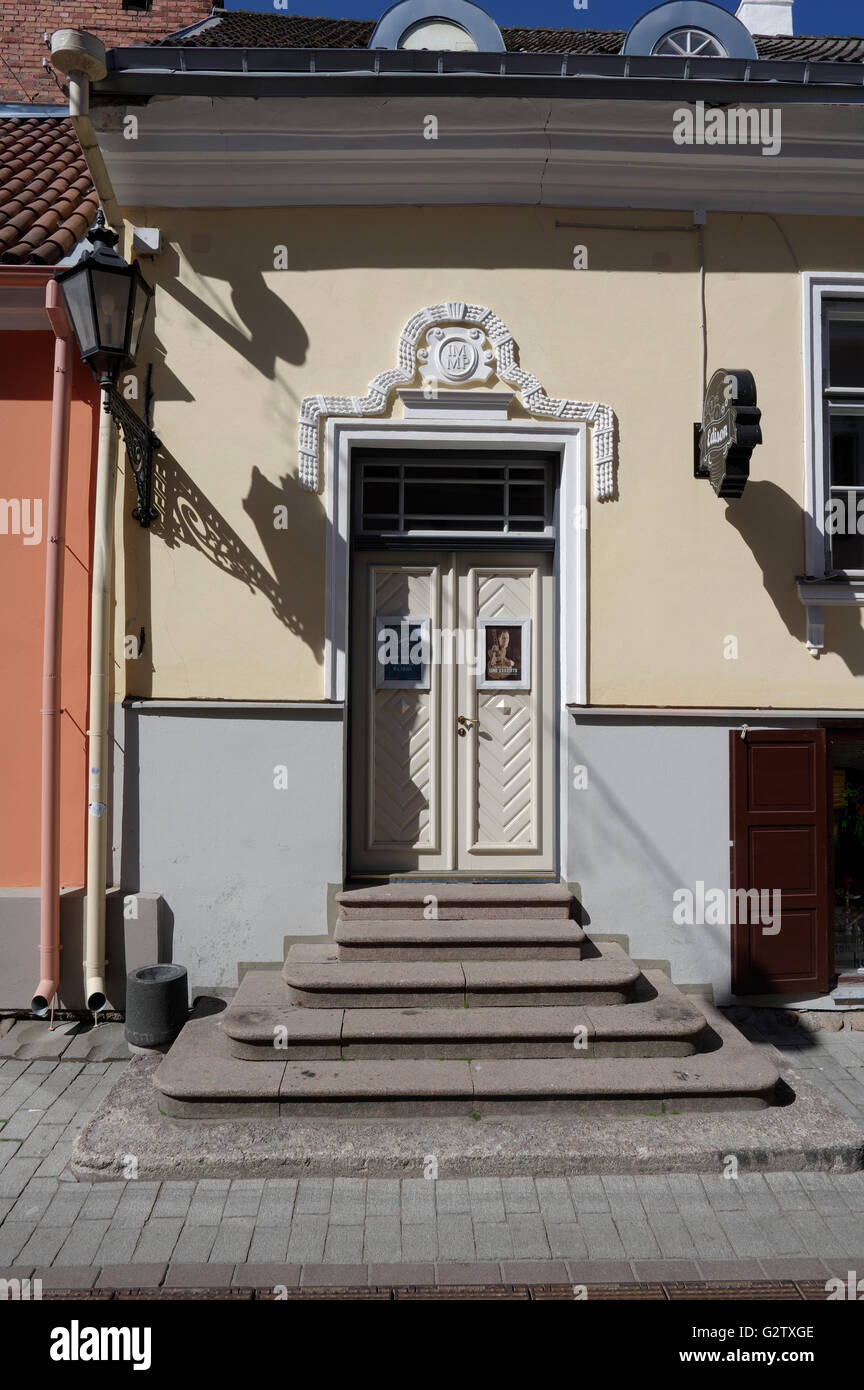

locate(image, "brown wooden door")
[[730, 729, 831, 995]]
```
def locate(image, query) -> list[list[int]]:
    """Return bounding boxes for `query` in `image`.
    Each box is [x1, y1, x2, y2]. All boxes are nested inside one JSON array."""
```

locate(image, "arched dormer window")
[[652, 27, 728, 57], [622, 1, 758, 60], [369, 0, 506, 52]]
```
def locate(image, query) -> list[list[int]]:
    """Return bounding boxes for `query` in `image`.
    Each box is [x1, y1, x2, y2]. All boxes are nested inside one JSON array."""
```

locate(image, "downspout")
[[49, 30, 121, 1012], [84, 391, 118, 1012], [50, 31, 121, 229], [32, 282, 73, 1018]]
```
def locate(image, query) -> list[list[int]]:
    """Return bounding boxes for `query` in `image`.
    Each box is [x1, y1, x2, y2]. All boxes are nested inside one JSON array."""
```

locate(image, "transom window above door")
[[354, 449, 556, 538]]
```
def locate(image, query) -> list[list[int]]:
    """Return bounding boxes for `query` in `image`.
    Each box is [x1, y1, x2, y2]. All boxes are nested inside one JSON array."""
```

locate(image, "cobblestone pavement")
[[1, 1014, 864, 1282]]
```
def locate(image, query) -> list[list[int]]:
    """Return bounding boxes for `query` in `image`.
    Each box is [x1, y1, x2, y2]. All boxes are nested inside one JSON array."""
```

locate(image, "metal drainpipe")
[[32, 282, 73, 1017], [84, 388, 118, 1013]]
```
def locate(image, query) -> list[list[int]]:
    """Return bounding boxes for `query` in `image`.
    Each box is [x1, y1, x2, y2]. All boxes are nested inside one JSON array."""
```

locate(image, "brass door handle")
[[457, 714, 479, 737]]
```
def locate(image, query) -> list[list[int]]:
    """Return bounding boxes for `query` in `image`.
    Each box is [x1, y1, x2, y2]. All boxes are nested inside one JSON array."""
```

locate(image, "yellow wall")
[[115, 204, 864, 706]]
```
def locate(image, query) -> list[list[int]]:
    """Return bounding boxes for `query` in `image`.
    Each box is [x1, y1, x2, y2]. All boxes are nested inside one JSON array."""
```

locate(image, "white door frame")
[[324, 408, 588, 877]]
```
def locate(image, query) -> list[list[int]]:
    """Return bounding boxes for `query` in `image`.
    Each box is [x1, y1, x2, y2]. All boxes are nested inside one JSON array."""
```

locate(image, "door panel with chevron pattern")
[[350, 550, 554, 874], [457, 554, 554, 870], [350, 553, 454, 872]]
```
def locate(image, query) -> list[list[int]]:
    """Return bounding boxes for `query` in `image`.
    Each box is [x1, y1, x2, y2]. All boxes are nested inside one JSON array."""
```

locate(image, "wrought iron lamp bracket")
[[105, 387, 161, 527]]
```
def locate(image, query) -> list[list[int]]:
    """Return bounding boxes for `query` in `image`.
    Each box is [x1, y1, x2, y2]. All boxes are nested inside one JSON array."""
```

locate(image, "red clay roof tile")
[[0, 117, 96, 266]]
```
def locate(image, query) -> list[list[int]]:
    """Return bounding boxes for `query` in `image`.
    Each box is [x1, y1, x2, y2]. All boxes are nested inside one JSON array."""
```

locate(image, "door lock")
[[457, 714, 480, 737]]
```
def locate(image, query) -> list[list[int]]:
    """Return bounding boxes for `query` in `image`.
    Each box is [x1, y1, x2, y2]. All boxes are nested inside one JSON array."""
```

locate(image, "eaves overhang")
[[0, 266, 54, 332], [96, 44, 864, 105]]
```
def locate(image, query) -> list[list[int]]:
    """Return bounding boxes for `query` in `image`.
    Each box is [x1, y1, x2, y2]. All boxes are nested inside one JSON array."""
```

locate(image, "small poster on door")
[[477, 617, 530, 691], [375, 616, 431, 689]]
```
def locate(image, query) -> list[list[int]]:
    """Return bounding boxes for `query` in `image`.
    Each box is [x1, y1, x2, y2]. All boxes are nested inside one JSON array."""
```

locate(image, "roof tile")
[[150, 12, 864, 63], [0, 117, 96, 266]]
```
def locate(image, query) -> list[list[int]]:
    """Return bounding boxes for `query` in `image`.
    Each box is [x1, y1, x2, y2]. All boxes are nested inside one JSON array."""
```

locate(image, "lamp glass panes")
[[58, 219, 153, 383], [90, 267, 131, 353], [58, 269, 98, 357]]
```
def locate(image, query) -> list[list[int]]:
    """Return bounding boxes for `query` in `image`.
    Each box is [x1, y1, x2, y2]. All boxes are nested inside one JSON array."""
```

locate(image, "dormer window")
[[651, 28, 728, 58], [623, 1, 757, 60], [370, 0, 505, 53], [398, 19, 478, 51]]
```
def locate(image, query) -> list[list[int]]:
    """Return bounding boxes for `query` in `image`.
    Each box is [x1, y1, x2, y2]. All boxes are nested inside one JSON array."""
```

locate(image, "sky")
[[223, 0, 864, 36]]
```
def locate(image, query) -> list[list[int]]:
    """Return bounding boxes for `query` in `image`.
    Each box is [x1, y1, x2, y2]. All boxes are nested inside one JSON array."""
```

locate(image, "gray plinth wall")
[[564, 712, 809, 1002], [118, 701, 344, 995], [2, 702, 827, 1010]]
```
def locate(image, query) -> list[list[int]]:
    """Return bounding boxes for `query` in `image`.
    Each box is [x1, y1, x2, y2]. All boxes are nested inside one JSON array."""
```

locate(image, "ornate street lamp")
[[57, 211, 153, 386], [58, 211, 160, 528]]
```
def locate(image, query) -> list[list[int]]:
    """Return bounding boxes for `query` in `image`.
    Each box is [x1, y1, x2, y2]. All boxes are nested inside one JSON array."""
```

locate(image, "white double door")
[[350, 549, 555, 874]]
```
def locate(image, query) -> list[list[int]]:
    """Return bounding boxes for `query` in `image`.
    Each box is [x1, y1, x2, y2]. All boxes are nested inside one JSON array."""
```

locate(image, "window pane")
[[830, 415, 864, 568], [509, 482, 546, 516], [398, 18, 478, 50], [828, 309, 864, 388], [830, 416, 864, 488], [830, 518, 864, 572], [404, 463, 505, 481], [404, 480, 505, 517], [405, 515, 504, 531], [363, 481, 399, 515]]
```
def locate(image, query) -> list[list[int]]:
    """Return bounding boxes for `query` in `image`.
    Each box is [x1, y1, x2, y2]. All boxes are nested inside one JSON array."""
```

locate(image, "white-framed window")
[[799, 273, 864, 653], [824, 305, 864, 574]]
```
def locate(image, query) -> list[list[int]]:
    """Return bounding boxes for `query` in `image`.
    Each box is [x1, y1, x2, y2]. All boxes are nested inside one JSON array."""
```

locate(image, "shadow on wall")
[[153, 240, 309, 389], [122, 449, 325, 702], [724, 479, 864, 676], [119, 237, 321, 703], [116, 458, 327, 890], [153, 449, 324, 660]]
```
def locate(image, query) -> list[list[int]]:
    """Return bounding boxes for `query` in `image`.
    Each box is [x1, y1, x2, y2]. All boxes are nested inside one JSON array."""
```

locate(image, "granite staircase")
[[154, 884, 780, 1118]]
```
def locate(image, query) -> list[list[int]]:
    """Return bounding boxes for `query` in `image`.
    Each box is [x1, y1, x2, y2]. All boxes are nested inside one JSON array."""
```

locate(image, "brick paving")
[[1, 1014, 863, 1288]]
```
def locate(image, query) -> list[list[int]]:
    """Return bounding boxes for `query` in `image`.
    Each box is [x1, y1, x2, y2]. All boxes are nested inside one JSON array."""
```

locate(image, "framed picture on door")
[[477, 617, 531, 691], [375, 615, 431, 689]]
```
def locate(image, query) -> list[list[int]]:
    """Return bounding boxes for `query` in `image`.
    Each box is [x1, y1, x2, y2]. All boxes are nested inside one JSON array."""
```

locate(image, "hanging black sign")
[[696, 368, 762, 498]]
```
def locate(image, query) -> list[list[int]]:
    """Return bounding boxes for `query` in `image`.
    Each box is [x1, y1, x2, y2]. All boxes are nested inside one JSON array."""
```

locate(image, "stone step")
[[336, 881, 573, 921], [220, 968, 706, 1060], [333, 918, 586, 961], [154, 1000, 780, 1118], [281, 941, 638, 1008]]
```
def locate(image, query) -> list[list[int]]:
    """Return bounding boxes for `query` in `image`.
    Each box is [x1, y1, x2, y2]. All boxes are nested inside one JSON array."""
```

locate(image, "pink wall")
[[0, 330, 98, 887]]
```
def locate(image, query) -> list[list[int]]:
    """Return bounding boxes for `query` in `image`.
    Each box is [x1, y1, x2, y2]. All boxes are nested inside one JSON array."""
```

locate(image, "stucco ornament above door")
[[297, 302, 616, 499], [418, 325, 495, 384]]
